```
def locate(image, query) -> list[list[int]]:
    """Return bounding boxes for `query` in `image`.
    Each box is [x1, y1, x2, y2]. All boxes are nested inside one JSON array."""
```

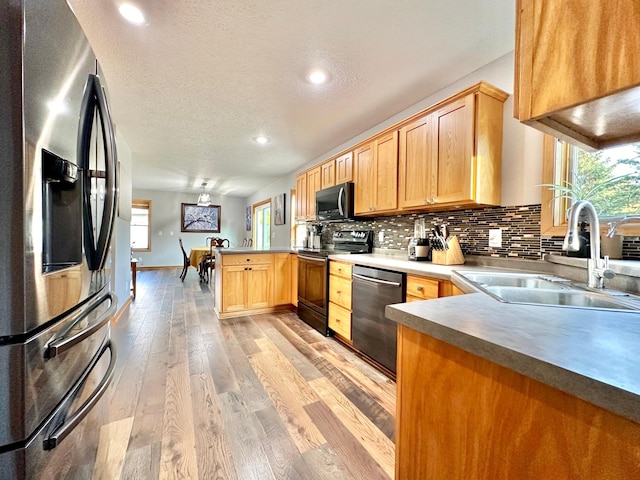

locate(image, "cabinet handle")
[[417, 286, 424, 291], [336, 290, 341, 294]]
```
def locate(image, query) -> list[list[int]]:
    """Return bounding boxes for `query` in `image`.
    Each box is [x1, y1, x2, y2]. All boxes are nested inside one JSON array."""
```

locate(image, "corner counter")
[[213, 248, 297, 319], [387, 285, 640, 479]]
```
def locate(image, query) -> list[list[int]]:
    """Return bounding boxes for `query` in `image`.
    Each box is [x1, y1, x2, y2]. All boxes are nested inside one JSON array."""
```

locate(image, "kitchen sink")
[[454, 270, 640, 311], [456, 271, 572, 290], [484, 286, 639, 311]]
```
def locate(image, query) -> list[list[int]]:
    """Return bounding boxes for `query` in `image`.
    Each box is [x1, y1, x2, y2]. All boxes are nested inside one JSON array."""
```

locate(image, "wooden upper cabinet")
[[295, 172, 307, 221], [321, 159, 336, 190], [432, 94, 475, 205], [399, 82, 507, 210], [335, 152, 353, 184], [398, 113, 437, 209], [354, 131, 398, 215], [514, 0, 640, 150], [306, 166, 321, 220]]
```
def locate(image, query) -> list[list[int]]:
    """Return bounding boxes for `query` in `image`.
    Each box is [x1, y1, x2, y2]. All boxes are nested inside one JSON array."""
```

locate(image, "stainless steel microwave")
[[316, 182, 355, 222]]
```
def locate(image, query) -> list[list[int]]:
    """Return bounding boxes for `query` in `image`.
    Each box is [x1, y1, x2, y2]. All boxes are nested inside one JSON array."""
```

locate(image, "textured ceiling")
[[67, 0, 515, 198]]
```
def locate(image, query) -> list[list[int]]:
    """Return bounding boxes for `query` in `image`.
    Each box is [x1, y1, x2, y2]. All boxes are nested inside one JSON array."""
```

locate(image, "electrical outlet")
[[489, 228, 502, 248], [378, 231, 384, 243]]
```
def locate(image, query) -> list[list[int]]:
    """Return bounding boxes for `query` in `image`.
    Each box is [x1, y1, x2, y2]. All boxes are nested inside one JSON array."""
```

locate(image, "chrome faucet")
[[562, 200, 615, 289]]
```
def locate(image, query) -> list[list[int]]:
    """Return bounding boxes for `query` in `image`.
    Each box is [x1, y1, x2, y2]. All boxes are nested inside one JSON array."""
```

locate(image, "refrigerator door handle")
[[43, 339, 116, 450], [45, 293, 116, 359], [77, 73, 118, 271]]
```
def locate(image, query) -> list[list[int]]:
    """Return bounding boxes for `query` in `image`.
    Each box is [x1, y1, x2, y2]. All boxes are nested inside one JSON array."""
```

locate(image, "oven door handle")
[[353, 273, 402, 287], [298, 255, 328, 263]]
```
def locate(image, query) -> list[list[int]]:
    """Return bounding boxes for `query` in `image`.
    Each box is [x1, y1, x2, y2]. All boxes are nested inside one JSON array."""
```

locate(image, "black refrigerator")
[[0, 0, 118, 477]]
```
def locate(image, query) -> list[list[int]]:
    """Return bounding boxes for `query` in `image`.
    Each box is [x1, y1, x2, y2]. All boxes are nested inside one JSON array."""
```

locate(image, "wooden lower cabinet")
[[396, 325, 640, 479], [328, 261, 353, 340], [221, 264, 271, 312], [328, 302, 351, 339], [215, 253, 295, 318], [406, 275, 461, 302]]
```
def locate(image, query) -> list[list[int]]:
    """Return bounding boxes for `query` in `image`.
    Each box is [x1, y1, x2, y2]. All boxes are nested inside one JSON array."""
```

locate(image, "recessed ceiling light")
[[254, 136, 269, 145], [119, 3, 147, 25], [307, 69, 329, 85]]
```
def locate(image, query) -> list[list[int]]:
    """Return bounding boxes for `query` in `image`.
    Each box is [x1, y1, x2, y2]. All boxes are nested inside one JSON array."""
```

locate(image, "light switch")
[[378, 231, 384, 242], [158, 230, 163, 236], [489, 228, 502, 248]]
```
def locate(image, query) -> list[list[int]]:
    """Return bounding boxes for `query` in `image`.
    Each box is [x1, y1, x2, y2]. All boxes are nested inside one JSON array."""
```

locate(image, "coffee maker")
[[408, 219, 431, 261], [307, 224, 323, 249]]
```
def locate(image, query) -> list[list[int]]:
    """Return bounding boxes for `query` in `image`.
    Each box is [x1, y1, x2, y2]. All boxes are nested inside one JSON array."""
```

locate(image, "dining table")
[[189, 246, 211, 281]]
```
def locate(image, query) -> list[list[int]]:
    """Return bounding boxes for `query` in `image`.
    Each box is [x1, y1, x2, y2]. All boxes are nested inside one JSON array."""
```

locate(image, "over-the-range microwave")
[[316, 182, 356, 222]]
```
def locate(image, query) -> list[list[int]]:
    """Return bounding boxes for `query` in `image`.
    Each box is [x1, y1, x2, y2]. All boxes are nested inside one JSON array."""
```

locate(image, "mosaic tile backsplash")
[[317, 204, 640, 261]]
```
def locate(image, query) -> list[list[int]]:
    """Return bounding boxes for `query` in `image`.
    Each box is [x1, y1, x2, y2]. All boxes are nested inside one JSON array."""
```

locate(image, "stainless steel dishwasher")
[[351, 265, 405, 374]]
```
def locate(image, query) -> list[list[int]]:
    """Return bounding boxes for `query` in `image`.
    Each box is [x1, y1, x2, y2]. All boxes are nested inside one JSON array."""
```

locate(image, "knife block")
[[431, 236, 465, 265]]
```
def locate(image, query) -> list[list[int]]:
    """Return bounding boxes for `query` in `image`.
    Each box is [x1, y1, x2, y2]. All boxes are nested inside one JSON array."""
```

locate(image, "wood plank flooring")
[[83, 268, 396, 479]]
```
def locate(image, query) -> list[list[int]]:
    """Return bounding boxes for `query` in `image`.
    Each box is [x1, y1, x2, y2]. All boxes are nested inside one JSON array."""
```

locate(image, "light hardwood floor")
[[84, 268, 396, 479]]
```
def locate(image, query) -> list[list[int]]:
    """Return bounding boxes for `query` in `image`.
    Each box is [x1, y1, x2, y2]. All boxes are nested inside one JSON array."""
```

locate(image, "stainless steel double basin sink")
[[454, 271, 640, 311]]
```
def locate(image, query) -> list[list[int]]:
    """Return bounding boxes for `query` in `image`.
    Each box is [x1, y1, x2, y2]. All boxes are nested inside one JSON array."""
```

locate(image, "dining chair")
[[178, 237, 190, 282], [200, 237, 216, 284]]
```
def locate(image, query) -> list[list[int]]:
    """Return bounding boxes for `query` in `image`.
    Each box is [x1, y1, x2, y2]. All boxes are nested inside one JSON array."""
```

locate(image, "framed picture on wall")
[[181, 203, 221, 233], [273, 193, 285, 225], [246, 206, 252, 231]]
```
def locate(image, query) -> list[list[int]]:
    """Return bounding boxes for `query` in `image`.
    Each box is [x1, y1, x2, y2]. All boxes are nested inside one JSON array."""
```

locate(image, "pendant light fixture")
[[197, 182, 211, 206]]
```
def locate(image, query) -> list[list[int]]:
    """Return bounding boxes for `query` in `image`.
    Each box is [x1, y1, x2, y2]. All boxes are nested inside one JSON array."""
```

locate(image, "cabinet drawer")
[[329, 261, 352, 279], [329, 275, 352, 310], [328, 302, 351, 339], [406, 275, 439, 300], [222, 254, 272, 266]]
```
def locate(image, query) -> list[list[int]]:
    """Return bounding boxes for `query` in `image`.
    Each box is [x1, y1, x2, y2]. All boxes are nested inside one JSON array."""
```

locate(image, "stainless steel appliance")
[[351, 266, 406, 374], [297, 230, 373, 335], [0, 1, 118, 477], [316, 182, 356, 222]]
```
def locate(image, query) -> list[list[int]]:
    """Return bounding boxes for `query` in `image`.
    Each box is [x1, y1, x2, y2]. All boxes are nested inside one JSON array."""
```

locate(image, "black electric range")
[[297, 230, 373, 335]]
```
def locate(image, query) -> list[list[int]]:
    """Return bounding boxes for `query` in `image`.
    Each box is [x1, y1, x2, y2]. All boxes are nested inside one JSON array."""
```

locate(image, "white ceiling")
[[67, 0, 515, 198]]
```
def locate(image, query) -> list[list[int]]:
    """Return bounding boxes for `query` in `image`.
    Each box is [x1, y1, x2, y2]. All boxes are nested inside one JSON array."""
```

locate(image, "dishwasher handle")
[[352, 272, 402, 287]]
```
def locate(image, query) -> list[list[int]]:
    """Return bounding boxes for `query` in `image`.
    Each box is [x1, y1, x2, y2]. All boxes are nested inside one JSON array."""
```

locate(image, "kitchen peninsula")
[[386, 285, 640, 479], [212, 248, 297, 319]]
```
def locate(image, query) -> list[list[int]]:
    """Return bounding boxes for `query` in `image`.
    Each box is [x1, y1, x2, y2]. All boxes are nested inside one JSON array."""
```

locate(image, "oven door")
[[297, 254, 329, 335]]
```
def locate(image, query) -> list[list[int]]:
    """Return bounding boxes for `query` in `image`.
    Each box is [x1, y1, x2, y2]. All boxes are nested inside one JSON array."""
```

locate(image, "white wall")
[[111, 129, 133, 310], [246, 176, 295, 248], [131, 188, 247, 267]]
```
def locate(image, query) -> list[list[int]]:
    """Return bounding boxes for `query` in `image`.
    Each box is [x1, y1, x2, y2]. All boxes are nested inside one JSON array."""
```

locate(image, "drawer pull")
[[417, 286, 424, 291]]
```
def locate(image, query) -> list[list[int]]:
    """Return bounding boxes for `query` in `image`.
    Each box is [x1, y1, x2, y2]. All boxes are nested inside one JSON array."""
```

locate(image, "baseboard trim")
[[112, 296, 133, 324]]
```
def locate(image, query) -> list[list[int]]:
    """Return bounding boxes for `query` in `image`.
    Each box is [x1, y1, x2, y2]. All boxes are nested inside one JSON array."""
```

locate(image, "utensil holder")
[[431, 236, 465, 265]]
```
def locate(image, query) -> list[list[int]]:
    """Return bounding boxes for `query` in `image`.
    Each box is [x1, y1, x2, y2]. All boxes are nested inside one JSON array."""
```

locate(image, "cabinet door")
[[515, 0, 640, 150], [247, 264, 271, 309], [399, 114, 437, 209], [273, 253, 291, 306], [433, 94, 475, 205], [222, 266, 246, 312], [306, 166, 321, 220], [295, 173, 307, 220], [373, 131, 399, 212], [353, 142, 375, 214], [321, 159, 336, 190], [335, 152, 353, 184]]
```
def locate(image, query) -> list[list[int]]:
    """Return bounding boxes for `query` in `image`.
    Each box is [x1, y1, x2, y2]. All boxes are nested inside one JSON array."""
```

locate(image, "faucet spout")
[[562, 200, 614, 288]]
